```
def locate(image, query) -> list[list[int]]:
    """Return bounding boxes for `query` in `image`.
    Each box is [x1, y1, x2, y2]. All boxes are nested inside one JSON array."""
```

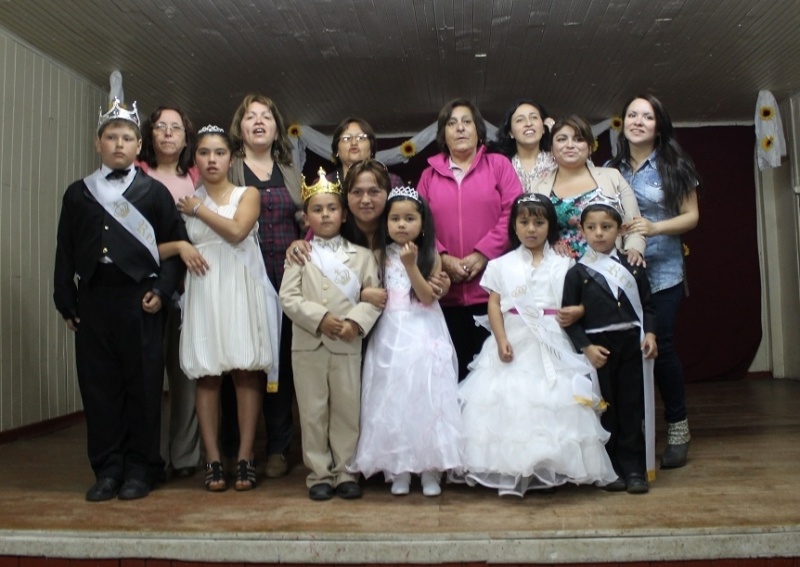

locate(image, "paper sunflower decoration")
[[287, 124, 302, 138], [400, 140, 417, 158], [592, 139, 599, 153], [755, 90, 786, 170], [610, 116, 623, 131]]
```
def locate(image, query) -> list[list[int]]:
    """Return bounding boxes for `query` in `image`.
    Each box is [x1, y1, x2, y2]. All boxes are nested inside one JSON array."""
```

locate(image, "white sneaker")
[[391, 473, 411, 495], [421, 471, 441, 497]]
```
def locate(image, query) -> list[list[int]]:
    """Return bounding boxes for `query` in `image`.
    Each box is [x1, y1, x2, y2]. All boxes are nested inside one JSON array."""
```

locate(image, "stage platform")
[[1, 379, 799, 566]]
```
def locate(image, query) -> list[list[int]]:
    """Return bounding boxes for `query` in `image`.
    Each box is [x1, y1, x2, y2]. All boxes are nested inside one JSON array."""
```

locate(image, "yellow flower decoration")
[[761, 135, 774, 151], [760, 106, 775, 120], [592, 140, 599, 153], [400, 140, 417, 158], [610, 116, 623, 131], [287, 123, 302, 138], [682, 243, 690, 257]]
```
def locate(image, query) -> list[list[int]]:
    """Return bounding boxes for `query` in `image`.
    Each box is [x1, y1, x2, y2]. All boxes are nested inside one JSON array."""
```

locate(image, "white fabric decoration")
[[108, 70, 124, 104], [755, 90, 786, 170]]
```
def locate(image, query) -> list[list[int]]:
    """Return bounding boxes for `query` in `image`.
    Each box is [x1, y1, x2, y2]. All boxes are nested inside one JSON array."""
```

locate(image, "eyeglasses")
[[154, 122, 185, 133], [339, 133, 370, 144]]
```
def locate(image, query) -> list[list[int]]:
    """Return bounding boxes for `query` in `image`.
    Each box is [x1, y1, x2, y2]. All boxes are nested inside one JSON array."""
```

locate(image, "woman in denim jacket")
[[607, 94, 700, 470]]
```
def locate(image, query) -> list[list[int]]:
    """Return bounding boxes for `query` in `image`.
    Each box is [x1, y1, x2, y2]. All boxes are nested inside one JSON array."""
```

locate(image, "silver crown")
[[388, 185, 419, 202], [98, 98, 139, 132], [583, 189, 624, 216], [198, 124, 226, 135]]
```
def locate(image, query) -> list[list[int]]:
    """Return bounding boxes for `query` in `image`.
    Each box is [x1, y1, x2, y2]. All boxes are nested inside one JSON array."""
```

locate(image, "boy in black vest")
[[53, 99, 186, 501], [562, 202, 657, 494]]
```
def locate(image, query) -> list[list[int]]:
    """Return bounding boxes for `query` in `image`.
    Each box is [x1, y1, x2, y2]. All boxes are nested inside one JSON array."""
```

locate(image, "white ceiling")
[[2, 0, 799, 133]]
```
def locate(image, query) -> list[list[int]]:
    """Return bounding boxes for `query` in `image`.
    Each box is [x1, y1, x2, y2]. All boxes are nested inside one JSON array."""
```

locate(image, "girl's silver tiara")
[[198, 124, 226, 135], [518, 192, 547, 204], [388, 185, 419, 202]]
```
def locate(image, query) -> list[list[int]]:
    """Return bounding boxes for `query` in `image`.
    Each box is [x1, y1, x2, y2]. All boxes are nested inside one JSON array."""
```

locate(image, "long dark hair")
[[139, 106, 196, 176], [608, 94, 700, 214], [375, 192, 437, 302], [507, 193, 559, 249], [489, 99, 552, 157], [340, 159, 391, 248]]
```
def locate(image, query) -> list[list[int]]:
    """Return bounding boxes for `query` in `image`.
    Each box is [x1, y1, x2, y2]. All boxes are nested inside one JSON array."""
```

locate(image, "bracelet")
[[190, 203, 201, 216]]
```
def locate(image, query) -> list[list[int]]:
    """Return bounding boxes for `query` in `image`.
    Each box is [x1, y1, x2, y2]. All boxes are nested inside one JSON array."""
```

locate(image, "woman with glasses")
[[329, 117, 404, 189], [137, 106, 201, 481]]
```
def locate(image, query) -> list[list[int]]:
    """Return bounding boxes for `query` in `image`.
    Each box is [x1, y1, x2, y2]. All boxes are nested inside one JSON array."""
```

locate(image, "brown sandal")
[[204, 462, 227, 492], [234, 459, 257, 491]]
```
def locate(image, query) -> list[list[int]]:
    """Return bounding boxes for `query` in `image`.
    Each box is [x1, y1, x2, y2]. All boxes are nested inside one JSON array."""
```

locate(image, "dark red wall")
[[303, 125, 761, 383]]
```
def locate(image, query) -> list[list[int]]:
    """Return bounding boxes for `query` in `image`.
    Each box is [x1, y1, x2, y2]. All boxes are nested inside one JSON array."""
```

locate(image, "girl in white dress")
[[349, 187, 462, 497], [457, 193, 617, 497], [161, 126, 277, 492]]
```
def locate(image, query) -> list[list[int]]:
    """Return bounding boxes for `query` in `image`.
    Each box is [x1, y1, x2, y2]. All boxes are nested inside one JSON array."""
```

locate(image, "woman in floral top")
[[530, 115, 645, 261], [489, 99, 557, 192]]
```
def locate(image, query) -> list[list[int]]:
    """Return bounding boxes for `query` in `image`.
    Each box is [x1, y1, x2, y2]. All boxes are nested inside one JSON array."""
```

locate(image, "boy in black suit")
[[562, 202, 657, 494], [53, 99, 186, 501]]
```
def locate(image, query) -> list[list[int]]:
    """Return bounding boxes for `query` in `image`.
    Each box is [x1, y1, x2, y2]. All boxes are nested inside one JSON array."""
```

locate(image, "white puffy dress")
[[350, 244, 463, 481], [180, 186, 275, 379], [457, 245, 617, 496]]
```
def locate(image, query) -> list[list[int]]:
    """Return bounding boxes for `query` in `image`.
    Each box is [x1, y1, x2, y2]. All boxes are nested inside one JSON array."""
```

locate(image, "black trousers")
[[442, 303, 490, 381], [591, 328, 646, 478], [75, 265, 165, 485]]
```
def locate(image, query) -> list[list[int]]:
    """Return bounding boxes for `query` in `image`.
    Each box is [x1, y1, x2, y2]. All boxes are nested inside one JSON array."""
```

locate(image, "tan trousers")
[[292, 345, 361, 488], [160, 301, 200, 470]]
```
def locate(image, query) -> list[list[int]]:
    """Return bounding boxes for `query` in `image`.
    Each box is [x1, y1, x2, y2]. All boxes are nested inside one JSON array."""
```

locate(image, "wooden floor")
[[1, 379, 800, 565]]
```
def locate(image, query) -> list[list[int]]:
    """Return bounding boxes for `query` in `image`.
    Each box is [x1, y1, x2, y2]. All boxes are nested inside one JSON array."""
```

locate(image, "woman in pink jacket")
[[418, 99, 523, 380]]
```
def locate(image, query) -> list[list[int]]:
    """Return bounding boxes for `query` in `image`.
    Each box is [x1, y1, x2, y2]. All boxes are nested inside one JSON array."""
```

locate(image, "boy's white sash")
[[310, 245, 360, 306], [84, 170, 159, 265], [580, 251, 656, 481], [504, 254, 606, 412]]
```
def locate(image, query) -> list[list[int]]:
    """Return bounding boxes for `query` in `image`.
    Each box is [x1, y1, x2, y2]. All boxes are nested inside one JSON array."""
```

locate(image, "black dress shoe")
[[173, 466, 197, 478], [86, 478, 120, 502], [602, 477, 627, 492], [118, 479, 152, 500], [335, 481, 362, 500], [626, 474, 649, 494], [308, 483, 335, 501]]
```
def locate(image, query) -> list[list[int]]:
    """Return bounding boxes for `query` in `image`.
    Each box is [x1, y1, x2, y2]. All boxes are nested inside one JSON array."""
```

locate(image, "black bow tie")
[[106, 168, 130, 180]]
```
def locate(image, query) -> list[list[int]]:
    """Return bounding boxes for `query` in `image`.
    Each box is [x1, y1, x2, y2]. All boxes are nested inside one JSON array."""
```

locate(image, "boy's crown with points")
[[97, 98, 139, 133], [301, 167, 342, 202]]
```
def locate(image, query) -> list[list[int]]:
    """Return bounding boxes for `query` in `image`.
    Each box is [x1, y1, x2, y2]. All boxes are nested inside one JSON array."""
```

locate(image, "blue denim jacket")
[[615, 152, 684, 293]]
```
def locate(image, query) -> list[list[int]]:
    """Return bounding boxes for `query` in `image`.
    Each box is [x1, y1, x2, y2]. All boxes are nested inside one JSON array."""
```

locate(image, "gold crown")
[[301, 167, 342, 202]]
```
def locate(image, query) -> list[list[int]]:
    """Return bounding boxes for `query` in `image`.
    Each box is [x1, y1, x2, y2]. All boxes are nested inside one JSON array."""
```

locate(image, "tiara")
[[98, 98, 139, 132], [518, 192, 547, 204], [387, 185, 419, 202], [198, 124, 225, 135], [582, 189, 624, 216], [301, 167, 342, 202]]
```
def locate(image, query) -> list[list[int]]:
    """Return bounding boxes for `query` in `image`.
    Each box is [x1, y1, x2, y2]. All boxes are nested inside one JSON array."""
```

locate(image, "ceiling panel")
[[1, 0, 799, 134]]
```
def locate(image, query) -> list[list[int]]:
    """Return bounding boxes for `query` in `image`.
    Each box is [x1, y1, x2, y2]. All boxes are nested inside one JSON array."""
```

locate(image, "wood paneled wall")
[[0, 27, 105, 432]]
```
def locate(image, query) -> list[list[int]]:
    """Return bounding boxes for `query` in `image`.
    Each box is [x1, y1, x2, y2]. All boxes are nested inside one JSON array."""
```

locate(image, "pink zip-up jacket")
[[418, 145, 523, 307]]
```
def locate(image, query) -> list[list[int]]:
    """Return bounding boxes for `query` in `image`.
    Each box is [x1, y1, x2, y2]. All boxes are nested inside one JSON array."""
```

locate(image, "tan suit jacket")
[[279, 240, 381, 354]]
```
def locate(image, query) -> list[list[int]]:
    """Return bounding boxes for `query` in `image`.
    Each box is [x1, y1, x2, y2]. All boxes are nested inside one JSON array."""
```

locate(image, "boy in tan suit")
[[279, 168, 381, 501]]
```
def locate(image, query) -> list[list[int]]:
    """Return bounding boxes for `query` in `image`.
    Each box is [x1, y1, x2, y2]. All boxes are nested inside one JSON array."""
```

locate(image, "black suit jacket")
[[53, 168, 187, 320], [561, 252, 656, 352]]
